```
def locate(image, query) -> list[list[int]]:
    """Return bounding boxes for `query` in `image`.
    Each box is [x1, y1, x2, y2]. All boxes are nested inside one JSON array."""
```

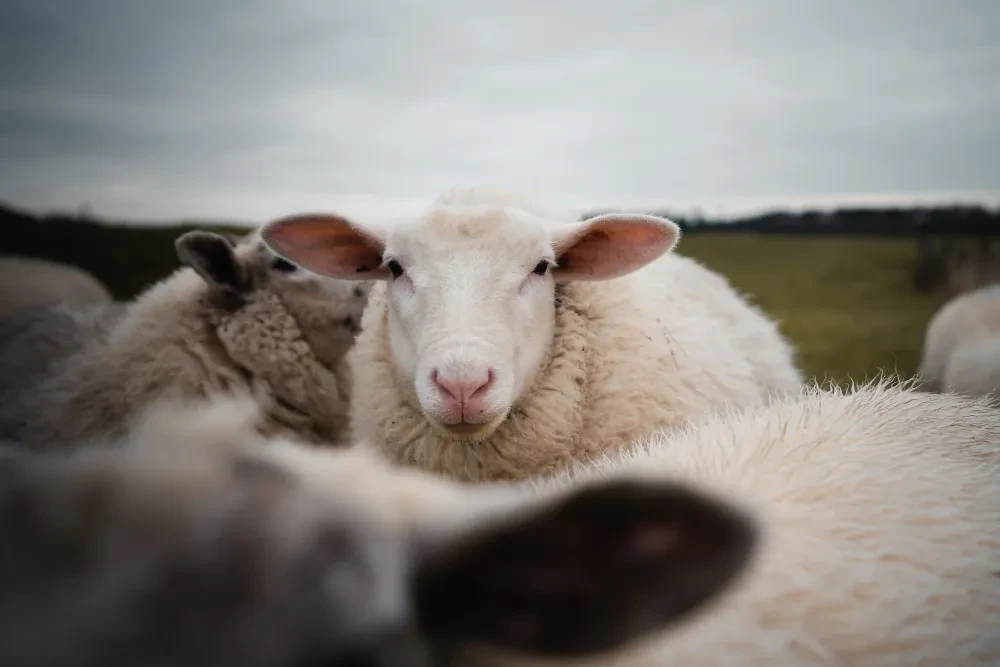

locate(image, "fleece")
[[920, 282, 1000, 396], [0, 255, 112, 319], [459, 379, 1000, 666], [0, 266, 356, 448]]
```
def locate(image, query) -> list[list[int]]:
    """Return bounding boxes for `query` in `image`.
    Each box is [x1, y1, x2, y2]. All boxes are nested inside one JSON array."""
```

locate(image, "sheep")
[[276, 378, 1000, 666], [445, 378, 1000, 666], [0, 397, 436, 667], [0, 255, 113, 318], [260, 185, 805, 482], [0, 227, 370, 448], [0, 393, 754, 667], [4, 380, 997, 666], [8, 378, 998, 667], [919, 282, 1000, 402], [942, 335, 1000, 404], [0, 302, 126, 393]]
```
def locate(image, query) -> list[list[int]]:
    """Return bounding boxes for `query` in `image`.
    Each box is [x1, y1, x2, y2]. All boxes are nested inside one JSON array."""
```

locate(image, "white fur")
[[458, 379, 1000, 666], [0, 255, 112, 318], [0, 230, 370, 448], [13, 379, 996, 666], [919, 282, 1000, 401], [102, 379, 1000, 666], [943, 335, 1000, 404]]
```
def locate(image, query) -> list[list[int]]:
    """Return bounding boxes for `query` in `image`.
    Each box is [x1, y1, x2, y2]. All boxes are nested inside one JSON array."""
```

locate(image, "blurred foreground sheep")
[[0, 302, 125, 393], [919, 282, 1000, 403], [0, 255, 112, 318], [0, 228, 370, 447], [0, 378, 997, 666]]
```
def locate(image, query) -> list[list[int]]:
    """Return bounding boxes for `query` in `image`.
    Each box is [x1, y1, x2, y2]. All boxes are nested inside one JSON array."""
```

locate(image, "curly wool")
[[0, 263, 357, 448]]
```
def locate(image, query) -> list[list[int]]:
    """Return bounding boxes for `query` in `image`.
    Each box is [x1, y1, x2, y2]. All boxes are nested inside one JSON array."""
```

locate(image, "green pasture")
[[677, 233, 948, 387]]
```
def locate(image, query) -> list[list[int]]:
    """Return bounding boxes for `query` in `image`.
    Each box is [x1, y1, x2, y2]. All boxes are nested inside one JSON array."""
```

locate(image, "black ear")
[[412, 479, 758, 659], [175, 231, 251, 293]]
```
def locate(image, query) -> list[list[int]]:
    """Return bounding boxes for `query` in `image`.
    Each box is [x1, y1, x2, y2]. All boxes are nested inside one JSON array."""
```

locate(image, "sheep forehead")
[[390, 205, 553, 272]]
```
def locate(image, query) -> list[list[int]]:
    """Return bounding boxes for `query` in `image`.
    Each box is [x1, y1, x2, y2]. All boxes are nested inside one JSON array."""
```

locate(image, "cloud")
[[0, 0, 998, 222]]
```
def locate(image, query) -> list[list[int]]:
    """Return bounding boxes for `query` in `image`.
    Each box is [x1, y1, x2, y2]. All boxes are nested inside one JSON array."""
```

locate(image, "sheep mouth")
[[424, 412, 507, 442]]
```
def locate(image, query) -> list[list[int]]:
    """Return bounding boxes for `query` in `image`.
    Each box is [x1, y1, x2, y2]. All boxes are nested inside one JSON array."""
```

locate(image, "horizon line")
[[2, 188, 998, 229]]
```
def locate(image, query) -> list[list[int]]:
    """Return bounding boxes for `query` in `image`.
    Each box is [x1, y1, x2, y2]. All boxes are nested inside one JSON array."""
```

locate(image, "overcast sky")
[[0, 0, 998, 224]]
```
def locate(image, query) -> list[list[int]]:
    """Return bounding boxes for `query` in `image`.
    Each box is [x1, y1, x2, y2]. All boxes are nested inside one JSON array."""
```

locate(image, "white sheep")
[[942, 335, 1000, 404], [3, 380, 997, 666], [446, 378, 1000, 666], [0, 255, 113, 318], [0, 302, 125, 394], [253, 379, 1000, 666], [191, 378, 1000, 666], [261, 186, 804, 482], [0, 227, 370, 448], [919, 282, 1000, 402]]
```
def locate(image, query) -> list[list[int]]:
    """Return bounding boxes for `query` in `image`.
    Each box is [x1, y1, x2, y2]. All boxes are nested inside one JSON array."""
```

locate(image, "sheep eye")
[[386, 259, 404, 279], [532, 260, 550, 276], [271, 257, 298, 273]]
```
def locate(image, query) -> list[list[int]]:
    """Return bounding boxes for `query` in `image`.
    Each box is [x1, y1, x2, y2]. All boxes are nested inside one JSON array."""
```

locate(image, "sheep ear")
[[260, 214, 389, 281], [551, 214, 680, 282], [412, 479, 757, 658], [175, 231, 251, 293]]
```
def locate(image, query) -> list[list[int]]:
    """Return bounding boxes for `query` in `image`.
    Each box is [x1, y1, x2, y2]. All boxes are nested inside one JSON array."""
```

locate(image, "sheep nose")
[[431, 367, 494, 418]]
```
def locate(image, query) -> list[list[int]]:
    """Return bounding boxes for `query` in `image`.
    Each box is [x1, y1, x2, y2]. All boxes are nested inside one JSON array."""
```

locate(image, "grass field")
[[677, 233, 949, 388]]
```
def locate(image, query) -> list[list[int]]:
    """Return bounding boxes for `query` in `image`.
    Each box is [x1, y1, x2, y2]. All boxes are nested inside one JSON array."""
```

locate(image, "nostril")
[[431, 369, 458, 401], [342, 316, 354, 328], [471, 368, 495, 399]]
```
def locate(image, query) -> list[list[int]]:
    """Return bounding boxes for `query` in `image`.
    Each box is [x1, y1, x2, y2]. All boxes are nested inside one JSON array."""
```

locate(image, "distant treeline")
[[2, 201, 998, 301], [0, 204, 246, 300], [584, 204, 1000, 236]]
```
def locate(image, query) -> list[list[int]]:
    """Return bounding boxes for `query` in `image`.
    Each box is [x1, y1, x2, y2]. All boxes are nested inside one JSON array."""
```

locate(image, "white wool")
[[7, 380, 996, 666], [942, 335, 1000, 404], [122, 380, 1000, 666], [459, 379, 1000, 666], [919, 282, 1000, 396], [0, 255, 112, 318], [0, 230, 369, 448]]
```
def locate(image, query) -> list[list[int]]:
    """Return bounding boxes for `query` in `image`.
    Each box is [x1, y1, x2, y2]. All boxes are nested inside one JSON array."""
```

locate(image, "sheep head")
[[259, 190, 679, 442]]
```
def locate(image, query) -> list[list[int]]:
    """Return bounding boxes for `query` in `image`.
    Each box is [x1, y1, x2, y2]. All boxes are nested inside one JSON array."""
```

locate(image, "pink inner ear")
[[554, 216, 678, 281], [261, 214, 387, 279]]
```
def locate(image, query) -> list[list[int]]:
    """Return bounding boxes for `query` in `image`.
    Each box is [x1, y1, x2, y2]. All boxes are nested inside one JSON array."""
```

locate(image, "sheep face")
[[260, 198, 679, 441], [176, 230, 371, 364]]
